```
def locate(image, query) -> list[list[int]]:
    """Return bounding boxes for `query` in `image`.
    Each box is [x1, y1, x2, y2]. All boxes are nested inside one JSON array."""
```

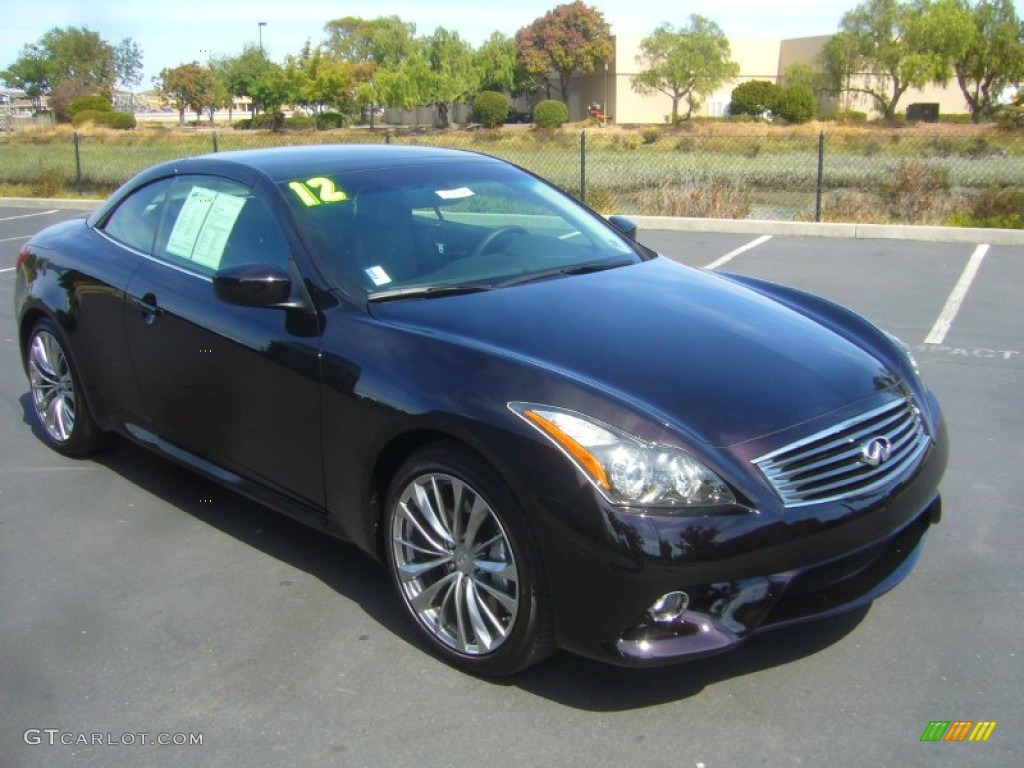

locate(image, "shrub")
[[232, 118, 253, 130], [67, 95, 113, 122], [582, 186, 614, 214], [774, 85, 817, 124], [314, 111, 346, 130], [835, 110, 868, 123], [251, 112, 285, 130], [994, 101, 1024, 130], [70, 110, 137, 129], [947, 185, 1024, 228], [612, 134, 640, 150], [285, 115, 315, 130], [533, 99, 569, 129], [729, 81, 781, 117], [472, 91, 510, 128], [883, 159, 952, 223], [641, 127, 660, 144], [638, 176, 752, 219], [71, 109, 110, 127], [813, 190, 887, 223], [674, 136, 696, 152], [107, 112, 136, 130]]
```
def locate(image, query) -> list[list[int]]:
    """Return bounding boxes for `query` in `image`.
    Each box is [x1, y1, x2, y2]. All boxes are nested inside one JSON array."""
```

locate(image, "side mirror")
[[608, 215, 637, 241], [213, 263, 293, 308]]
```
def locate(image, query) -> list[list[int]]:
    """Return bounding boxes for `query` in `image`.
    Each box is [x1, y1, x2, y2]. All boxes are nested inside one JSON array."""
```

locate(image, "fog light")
[[648, 591, 690, 623]]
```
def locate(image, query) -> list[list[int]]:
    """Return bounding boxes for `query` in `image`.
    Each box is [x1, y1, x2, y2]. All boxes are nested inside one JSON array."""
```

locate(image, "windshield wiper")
[[495, 259, 634, 288], [367, 283, 492, 302]]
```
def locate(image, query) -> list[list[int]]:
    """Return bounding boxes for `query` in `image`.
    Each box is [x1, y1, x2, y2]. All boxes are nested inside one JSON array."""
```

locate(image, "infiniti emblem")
[[861, 437, 892, 467]]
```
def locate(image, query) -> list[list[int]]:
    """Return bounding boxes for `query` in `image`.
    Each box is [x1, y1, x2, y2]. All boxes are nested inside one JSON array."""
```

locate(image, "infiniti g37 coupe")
[[14, 145, 946, 675]]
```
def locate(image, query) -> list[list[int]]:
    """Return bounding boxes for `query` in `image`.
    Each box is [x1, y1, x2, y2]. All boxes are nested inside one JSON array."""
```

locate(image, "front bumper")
[[528, 414, 948, 667], [614, 497, 937, 663]]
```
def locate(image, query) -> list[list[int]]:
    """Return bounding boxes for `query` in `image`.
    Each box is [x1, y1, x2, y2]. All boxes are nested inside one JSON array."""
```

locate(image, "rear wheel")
[[26, 319, 106, 456], [384, 443, 552, 675]]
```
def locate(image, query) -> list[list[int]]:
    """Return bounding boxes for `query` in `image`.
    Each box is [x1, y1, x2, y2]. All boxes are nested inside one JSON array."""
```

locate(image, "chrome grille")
[[753, 398, 931, 507]]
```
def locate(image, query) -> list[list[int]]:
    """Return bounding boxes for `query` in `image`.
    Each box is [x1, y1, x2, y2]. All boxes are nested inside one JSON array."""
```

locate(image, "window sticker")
[[434, 187, 475, 200], [166, 186, 246, 269], [364, 265, 392, 286], [289, 177, 349, 207]]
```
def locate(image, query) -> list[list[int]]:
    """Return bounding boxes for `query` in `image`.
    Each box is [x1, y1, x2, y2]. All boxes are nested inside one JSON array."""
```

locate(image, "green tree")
[[1, 26, 143, 108], [156, 61, 214, 124], [422, 28, 479, 127], [288, 46, 357, 116], [475, 32, 518, 94], [113, 38, 144, 90], [249, 63, 295, 125], [783, 62, 826, 94], [1, 47, 50, 112], [210, 45, 274, 118], [632, 17, 740, 122], [323, 15, 417, 125], [515, 1, 613, 101], [38, 27, 115, 93], [921, 0, 1024, 122], [820, 0, 951, 120]]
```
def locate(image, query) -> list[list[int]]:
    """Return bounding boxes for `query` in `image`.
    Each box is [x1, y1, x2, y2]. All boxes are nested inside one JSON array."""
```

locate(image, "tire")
[[384, 443, 553, 675], [25, 319, 107, 457]]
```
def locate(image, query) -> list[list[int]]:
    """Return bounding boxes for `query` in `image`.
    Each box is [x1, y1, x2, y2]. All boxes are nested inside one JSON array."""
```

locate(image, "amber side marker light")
[[522, 408, 611, 491]]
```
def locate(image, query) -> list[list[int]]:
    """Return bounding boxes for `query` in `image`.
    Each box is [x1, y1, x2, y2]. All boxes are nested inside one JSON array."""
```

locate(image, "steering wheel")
[[470, 226, 528, 259]]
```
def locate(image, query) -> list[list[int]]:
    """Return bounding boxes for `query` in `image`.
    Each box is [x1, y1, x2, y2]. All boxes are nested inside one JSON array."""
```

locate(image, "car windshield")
[[278, 159, 639, 299]]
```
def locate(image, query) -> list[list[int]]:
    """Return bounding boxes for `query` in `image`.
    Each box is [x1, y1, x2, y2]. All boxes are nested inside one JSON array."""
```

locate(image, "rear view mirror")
[[213, 263, 293, 308], [608, 215, 637, 241]]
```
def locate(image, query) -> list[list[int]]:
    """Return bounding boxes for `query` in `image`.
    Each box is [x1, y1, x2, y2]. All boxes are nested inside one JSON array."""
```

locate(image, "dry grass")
[[637, 177, 753, 218]]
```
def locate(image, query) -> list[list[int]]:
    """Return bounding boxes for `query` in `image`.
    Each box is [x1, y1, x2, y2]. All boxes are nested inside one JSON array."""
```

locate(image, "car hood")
[[369, 258, 893, 447]]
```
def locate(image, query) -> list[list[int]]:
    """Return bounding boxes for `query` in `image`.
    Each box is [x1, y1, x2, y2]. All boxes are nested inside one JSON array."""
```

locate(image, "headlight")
[[883, 330, 921, 378], [509, 402, 735, 509]]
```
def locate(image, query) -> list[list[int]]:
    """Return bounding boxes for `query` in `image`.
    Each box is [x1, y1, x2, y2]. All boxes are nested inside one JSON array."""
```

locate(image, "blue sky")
[[3, 0, 1022, 87]]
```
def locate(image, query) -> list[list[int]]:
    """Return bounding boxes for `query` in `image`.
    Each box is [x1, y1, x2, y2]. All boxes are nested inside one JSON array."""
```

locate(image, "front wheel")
[[384, 443, 552, 675], [25, 319, 107, 457]]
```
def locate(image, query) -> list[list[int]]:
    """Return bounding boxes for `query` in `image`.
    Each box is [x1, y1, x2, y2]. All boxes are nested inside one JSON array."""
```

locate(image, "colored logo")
[[920, 721, 997, 742]]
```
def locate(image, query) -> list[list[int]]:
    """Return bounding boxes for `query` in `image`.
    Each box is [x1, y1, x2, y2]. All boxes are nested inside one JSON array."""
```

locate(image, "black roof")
[[168, 143, 497, 183]]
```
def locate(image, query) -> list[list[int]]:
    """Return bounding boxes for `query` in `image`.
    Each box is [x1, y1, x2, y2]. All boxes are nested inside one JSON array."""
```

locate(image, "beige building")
[[567, 35, 972, 124]]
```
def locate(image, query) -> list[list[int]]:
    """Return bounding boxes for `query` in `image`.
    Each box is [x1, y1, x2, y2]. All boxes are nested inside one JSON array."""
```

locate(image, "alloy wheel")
[[390, 472, 520, 656], [28, 329, 78, 444]]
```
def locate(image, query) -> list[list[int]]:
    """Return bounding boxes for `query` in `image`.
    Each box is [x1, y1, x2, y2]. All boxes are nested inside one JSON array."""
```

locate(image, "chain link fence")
[[2, 125, 1021, 225]]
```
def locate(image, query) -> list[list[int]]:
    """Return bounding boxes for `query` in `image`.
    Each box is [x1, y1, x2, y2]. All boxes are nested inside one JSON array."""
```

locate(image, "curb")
[[628, 215, 1024, 245], [2, 197, 102, 211], [3, 198, 1023, 245]]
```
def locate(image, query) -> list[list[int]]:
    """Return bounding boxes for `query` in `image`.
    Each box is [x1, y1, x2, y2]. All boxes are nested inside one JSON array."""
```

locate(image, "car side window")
[[152, 176, 291, 276], [100, 178, 174, 253]]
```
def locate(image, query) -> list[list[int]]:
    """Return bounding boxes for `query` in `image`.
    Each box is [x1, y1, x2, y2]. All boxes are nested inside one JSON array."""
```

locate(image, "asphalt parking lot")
[[1, 205, 1021, 767]]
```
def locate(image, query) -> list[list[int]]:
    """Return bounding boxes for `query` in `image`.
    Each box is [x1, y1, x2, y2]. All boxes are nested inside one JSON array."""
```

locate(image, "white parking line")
[[0, 235, 31, 244], [0, 267, 16, 273], [0, 210, 58, 222], [704, 235, 772, 270], [924, 244, 989, 345]]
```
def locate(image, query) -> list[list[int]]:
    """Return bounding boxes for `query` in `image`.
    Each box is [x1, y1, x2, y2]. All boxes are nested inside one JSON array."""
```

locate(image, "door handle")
[[131, 292, 161, 323]]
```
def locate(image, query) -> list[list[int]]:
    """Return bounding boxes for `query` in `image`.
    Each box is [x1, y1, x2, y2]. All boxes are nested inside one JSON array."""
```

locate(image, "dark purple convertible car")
[[15, 145, 946, 675]]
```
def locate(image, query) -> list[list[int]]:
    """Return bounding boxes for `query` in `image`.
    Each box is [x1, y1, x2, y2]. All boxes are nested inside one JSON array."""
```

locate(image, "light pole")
[[258, 22, 267, 54]]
